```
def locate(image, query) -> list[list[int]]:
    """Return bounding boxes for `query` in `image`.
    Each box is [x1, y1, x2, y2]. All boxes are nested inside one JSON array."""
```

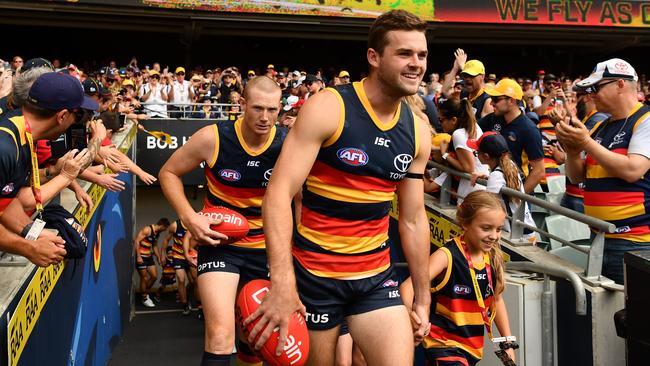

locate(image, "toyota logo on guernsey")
[[393, 154, 413, 173], [219, 169, 241, 181], [263, 169, 273, 181], [337, 148, 368, 166]]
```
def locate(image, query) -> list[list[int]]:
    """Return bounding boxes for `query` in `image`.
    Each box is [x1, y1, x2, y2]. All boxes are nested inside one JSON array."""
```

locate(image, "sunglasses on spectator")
[[585, 79, 618, 94], [176, 72, 185, 75], [492, 96, 511, 103], [151, 75, 160, 80], [68, 108, 92, 125]]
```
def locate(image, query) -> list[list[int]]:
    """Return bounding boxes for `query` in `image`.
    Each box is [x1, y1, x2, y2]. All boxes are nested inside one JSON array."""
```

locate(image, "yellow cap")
[[485, 78, 523, 100], [338, 70, 350, 78], [247, 70, 255, 75], [267, 64, 274, 69], [461, 60, 485, 76], [431, 133, 452, 148], [122, 79, 135, 87], [175, 67, 185, 74], [148, 70, 160, 77]]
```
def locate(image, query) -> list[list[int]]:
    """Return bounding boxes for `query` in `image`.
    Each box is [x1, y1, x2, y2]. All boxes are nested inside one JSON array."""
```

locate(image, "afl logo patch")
[[337, 148, 368, 166], [453, 284, 472, 295], [2, 183, 14, 195], [393, 154, 413, 173], [219, 169, 241, 181]]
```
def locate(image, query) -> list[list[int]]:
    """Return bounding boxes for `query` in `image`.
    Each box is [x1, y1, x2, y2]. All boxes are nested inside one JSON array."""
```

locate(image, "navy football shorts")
[[172, 257, 190, 270], [135, 255, 155, 270], [197, 244, 268, 284], [293, 258, 404, 331]]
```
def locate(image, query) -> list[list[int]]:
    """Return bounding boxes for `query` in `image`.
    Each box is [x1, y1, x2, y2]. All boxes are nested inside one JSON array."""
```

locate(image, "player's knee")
[[205, 325, 235, 353]]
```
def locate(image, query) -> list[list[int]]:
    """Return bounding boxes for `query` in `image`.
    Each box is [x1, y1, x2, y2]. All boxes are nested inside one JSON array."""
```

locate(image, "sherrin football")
[[199, 206, 249, 244], [236, 279, 309, 366]]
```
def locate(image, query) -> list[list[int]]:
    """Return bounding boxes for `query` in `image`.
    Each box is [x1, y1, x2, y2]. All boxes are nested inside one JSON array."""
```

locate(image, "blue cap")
[[21, 58, 53, 73], [28, 72, 99, 111]]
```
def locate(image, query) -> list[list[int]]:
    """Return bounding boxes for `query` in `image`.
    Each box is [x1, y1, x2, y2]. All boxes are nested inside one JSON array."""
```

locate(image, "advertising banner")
[[434, 0, 650, 28], [40, 0, 650, 27], [43, 0, 434, 20], [136, 119, 215, 186]]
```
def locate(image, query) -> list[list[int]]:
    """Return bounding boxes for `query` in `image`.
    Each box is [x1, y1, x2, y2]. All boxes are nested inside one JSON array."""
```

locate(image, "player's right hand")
[[28, 236, 66, 267], [185, 211, 228, 246], [243, 286, 306, 356]]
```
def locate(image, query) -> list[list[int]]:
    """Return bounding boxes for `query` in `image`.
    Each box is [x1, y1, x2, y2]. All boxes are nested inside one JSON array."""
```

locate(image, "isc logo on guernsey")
[[219, 169, 241, 181], [337, 148, 368, 166]]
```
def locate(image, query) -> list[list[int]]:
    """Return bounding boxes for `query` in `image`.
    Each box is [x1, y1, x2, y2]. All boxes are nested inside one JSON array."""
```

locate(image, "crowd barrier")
[[138, 102, 240, 120], [0, 123, 137, 366]]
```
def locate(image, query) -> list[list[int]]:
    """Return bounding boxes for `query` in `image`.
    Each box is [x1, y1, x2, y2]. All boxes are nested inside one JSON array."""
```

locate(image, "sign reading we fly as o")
[[435, 0, 650, 28]]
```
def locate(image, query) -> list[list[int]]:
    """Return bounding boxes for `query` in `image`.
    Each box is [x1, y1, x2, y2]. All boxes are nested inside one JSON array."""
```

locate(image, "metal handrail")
[[507, 261, 587, 315], [139, 102, 240, 107], [427, 160, 616, 282], [138, 102, 241, 119]]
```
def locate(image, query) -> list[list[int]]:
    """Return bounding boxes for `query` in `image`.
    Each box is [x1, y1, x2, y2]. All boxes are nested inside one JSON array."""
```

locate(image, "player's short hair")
[[243, 76, 281, 100], [368, 10, 427, 55], [157, 218, 171, 228]]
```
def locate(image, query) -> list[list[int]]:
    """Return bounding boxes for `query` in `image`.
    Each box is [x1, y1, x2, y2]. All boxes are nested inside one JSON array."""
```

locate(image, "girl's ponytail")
[[458, 98, 477, 139], [490, 242, 506, 296], [499, 153, 521, 205]]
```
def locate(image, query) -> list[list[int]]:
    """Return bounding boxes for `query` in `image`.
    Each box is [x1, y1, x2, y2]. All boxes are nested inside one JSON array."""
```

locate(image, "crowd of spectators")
[[2, 51, 649, 283]]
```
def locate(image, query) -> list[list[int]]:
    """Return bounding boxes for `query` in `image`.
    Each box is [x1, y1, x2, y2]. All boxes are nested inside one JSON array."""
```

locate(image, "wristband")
[[442, 152, 449, 160], [20, 223, 33, 238]]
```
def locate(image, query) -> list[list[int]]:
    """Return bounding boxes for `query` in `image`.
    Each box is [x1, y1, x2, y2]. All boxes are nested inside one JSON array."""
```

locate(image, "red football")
[[199, 206, 249, 244], [236, 279, 309, 366]]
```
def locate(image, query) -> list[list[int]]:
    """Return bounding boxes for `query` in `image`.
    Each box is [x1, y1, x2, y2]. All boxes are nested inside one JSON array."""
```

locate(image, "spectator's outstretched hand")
[[454, 48, 467, 71]]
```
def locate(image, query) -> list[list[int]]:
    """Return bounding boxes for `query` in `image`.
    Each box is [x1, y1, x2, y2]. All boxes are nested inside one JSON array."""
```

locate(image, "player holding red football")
[[245, 10, 432, 366], [160, 76, 287, 366]]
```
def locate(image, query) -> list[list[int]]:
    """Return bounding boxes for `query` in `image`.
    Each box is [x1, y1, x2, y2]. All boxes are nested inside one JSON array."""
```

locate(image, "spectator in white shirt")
[[167, 67, 194, 118], [140, 70, 168, 118]]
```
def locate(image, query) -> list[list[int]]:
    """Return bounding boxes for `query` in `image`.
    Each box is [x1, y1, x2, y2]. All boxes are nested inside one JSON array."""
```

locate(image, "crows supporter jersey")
[[0, 115, 32, 214], [585, 103, 650, 242], [536, 107, 561, 186], [139, 225, 161, 257], [469, 89, 490, 121], [204, 119, 288, 249], [293, 80, 419, 279], [171, 219, 187, 260], [424, 238, 495, 362], [565, 111, 609, 199]]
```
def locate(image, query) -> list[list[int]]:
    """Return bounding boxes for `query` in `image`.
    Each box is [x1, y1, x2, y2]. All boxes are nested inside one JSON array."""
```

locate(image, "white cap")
[[576, 58, 638, 88], [284, 95, 299, 111]]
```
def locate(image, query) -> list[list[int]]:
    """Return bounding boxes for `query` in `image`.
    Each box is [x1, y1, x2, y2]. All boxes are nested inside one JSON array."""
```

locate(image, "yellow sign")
[[426, 209, 463, 248], [7, 261, 65, 366], [7, 124, 136, 366], [390, 195, 462, 248], [143, 0, 435, 21]]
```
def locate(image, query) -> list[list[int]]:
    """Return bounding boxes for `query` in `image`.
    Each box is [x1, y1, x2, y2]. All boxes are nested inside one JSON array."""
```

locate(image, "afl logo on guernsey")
[[219, 169, 241, 181], [1, 183, 14, 195], [337, 148, 368, 166], [453, 284, 472, 295]]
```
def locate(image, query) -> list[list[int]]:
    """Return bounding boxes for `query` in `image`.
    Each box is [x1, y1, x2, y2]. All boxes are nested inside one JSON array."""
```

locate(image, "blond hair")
[[456, 191, 507, 296]]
